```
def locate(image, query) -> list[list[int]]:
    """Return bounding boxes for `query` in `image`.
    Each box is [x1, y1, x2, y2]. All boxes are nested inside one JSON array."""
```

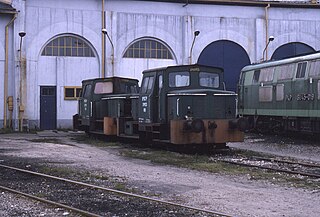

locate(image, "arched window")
[[124, 39, 173, 59], [41, 35, 95, 57]]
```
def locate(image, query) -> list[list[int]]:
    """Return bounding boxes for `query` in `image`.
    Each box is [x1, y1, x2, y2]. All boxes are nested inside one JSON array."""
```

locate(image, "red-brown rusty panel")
[[207, 120, 244, 143], [104, 117, 117, 135], [170, 120, 203, 144], [170, 119, 244, 145]]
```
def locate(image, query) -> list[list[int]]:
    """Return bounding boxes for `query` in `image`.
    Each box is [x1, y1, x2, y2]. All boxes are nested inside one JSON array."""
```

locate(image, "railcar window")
[[276, 84, 284, 101], [309, 60, 320, 77], [83, 84, 92, 98], [296, 62, 307, 78], [169, 71, 190, 87], [159, 75, 163, 89], [94, 82, 113, 94], [252, 70, 260, 84], [277, 64, 295, 80], [259, 86, 273, 102], [141, 76, 154, 94], [128, 84, 139, 93], [318, 81, 320, 100], [199, 72, 219, 88], [259, 68, 274, 82]]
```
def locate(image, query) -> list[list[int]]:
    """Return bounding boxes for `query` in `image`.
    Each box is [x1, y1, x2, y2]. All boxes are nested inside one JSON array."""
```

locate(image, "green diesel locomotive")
[[74, 64, 246, 148], [238, 52, 320, 133]]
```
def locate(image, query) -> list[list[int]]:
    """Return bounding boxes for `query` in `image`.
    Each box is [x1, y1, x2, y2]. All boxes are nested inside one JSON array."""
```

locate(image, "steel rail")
[[0, 185, 101, 217], [0, 164, 234, 217], [253, 156, 320, 168], [220, 160, 320, 179]]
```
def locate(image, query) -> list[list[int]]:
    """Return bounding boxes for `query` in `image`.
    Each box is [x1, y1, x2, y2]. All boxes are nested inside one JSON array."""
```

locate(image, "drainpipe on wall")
[[101, 0, 105, 78], [264, 4, 270, 61], [4, 13, 17, 129]]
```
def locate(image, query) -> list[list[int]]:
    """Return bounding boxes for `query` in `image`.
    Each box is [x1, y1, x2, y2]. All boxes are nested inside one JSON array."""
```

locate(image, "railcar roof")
[[142, 64, 223, 74], [82, 76, 139, 83], [241, 52, 320, 72]]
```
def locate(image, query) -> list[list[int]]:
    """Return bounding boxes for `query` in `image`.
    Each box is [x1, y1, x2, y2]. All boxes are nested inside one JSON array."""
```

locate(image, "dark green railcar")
[[73, 77, 139, 133], [74, 65, 245, 148], [238, 52, 320, 133], [134, 64, 245, 146]]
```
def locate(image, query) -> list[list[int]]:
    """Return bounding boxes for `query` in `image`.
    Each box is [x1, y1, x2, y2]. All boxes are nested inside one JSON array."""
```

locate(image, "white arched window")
[[124, 38, 173, 59], [41, 35, 95, 57]]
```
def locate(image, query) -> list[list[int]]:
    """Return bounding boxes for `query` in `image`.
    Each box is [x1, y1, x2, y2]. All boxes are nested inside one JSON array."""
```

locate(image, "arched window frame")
[[123, 38, 174, 60], [41, 34, 95, 57]]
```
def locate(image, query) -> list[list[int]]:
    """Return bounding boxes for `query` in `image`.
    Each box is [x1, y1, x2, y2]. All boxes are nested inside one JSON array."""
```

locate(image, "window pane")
[[199, 72, 220, 88], [42, 36, 94, 57], [72, 48, 77, 56], [53, 48, 58, 56], [94, 82, 113, 94], [66, 37, 72, 46], [83, 84, 92, 98], [52, 39, 58, 46], [169, 72, 190, 87], [253, 70, 260, 84], [65, 88, 75, 98], [123, 39, 173, 59], [296, 62, 307, 78], [309, 60, 320, 77], [59, 38, 65, 46], [59, 48, 64, 56], [141, 77, 150, 94], [66, 48, 71, 56], [147, 76, 154, 92], [259, 68, 274, 82], [76, 88, 82, 97]]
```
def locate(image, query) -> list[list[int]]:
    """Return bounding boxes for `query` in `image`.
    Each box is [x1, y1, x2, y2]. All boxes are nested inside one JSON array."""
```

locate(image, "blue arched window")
[[42, 35, 95, 57], [124, 38, 173, 59]]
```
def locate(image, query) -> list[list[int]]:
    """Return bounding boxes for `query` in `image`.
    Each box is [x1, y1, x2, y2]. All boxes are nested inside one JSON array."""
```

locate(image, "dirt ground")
[[0, 131, 319, 217]]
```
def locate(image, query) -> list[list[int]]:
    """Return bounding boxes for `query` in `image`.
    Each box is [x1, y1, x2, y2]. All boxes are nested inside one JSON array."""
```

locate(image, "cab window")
[[296, 62, 307, 78], [83, 84, 92, 98], [199, 72, 219, 88], [141, 76, 154, 94], [94, 82, 113, 94], [169, 71, 190, 87], [252, 70, 260, 84]]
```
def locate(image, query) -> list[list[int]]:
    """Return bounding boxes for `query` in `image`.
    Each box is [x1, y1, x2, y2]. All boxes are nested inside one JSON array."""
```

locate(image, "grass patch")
[[71, 135, 120, 147], [120, 148, 320, 190], [0, 128, 14, 134], [121, 149, 250, 175]]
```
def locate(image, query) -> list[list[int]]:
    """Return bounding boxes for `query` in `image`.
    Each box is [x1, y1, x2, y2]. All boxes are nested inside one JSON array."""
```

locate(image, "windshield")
[[94, 81, 113, 94], [199, 72, 220, 88], [169, 71, 190, 87]]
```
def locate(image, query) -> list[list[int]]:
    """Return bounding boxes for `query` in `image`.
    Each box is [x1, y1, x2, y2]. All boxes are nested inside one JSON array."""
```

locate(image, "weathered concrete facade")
[[1, 0, 320, 130]]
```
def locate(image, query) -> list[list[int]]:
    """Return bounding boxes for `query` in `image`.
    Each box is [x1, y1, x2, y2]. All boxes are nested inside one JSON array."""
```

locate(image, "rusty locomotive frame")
[[73, 64, 247, 148]]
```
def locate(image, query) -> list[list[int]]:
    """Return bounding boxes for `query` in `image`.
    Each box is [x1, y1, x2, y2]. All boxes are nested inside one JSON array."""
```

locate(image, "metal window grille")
[[124, 39, 173, 59], [42, 36, 95, 57]]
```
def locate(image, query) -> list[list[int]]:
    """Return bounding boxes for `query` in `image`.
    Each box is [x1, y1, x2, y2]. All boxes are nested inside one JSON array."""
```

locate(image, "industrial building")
[[1, 0, 320, 130]]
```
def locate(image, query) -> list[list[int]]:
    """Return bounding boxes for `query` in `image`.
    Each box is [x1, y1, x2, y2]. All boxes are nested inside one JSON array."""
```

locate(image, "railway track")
[[0, 163, 234, 217], [219, 156, 320, 179]]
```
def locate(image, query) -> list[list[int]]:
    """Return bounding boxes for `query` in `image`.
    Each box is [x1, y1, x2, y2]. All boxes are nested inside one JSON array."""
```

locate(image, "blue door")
[[40, 86, 57, 130], [198, 40, 250, 92]]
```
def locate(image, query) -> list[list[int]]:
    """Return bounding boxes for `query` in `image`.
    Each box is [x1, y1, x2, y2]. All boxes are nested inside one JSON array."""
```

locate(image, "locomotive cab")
[[137, 64, 245, 146], [74, 77, 139, 133]]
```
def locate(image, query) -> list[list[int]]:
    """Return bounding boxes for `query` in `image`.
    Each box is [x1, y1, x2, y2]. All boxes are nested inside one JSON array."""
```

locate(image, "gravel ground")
[[0, 131, 319, 217]]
